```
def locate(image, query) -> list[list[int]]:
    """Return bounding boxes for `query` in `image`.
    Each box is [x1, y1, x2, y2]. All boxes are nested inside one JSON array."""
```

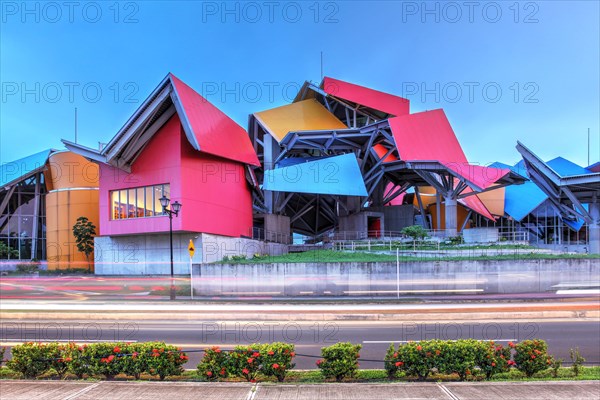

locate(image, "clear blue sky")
[[1, 1, 599, 167]]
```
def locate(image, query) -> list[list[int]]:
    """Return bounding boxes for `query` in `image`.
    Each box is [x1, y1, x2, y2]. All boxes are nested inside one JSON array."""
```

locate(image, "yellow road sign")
[[188, 240, 195, 259]]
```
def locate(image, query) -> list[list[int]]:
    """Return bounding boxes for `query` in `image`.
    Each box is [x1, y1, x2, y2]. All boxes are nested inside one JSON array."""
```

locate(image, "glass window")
[[145, 186, 154, 217], [109, 183, 171, 220], [136, 187, 145, 218], [127, 189, 136, 218], [119, 190, 127, 219], [154, 186, 164, 215], [112, 191, 120, 220]]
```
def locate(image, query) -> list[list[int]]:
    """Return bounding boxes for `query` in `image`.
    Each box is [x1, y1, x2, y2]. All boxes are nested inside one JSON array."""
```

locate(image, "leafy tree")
[[401, 225, 429, 241], [0, 241, 19, 259], [73, 216, 96, 272]]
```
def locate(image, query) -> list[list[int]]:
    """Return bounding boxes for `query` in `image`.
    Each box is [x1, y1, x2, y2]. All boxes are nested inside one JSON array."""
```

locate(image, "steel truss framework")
[[249, 81, 525, 236]]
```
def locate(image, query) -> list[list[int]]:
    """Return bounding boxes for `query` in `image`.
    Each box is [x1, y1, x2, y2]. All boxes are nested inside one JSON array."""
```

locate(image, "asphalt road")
[[2, 319, 598, 369]]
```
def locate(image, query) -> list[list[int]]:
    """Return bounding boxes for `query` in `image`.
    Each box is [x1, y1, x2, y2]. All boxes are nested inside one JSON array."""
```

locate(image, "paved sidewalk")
[[1, 380, 599, 400]]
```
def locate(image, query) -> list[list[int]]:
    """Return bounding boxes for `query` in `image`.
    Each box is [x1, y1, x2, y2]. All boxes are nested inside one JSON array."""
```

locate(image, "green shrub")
[[551, 357, 563, 378], [0, 346, 5, 367], [45, 342, 70, 378], [570, 347, 585, 377], [86, 342, 126, 380], [317, 342, 361, 382], [514, 339, 552, 377], [395, 340, 442, 381], [197, 346, 229, 381], [474, 341, 511, 380], [260, 342, 296, 382], [384, 343, 401, 379], [64, 343, 93, 379], [228, 344, 262, 382], [16, 261, 40, 274], [401, 225, 429, 241], [7, 342, 51, 378], [144, 342, 188, 380], [120, 342, 147, 380]]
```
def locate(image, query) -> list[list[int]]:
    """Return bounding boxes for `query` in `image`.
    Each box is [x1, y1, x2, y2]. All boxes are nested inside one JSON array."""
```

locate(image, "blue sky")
[[1, 0, 599, 167]]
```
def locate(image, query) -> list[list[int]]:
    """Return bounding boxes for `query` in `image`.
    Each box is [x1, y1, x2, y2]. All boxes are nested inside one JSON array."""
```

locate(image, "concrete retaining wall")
[[192, 258, 599, 297]]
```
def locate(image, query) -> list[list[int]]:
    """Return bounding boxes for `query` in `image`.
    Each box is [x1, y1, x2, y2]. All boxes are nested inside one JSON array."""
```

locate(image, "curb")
[[2, 309, 598, 321]]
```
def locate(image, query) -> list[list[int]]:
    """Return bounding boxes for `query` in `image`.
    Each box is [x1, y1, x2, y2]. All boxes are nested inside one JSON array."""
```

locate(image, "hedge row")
[[6, 342, 188, 380], [385, 339, 551, 380], [4, 339, 553, 382]]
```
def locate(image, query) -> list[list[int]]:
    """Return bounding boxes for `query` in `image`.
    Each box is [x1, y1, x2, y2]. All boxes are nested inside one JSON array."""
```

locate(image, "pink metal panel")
[[389, 109, 468, 163], [99, 115, 183, 236], [322, 77, 409, 116], [389, 109, 507, 220], [170, 74, 260, 167]]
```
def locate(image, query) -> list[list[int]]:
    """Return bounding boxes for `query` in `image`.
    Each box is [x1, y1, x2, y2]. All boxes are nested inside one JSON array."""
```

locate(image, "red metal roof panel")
[[170, 74, 260, 166], [322, 77, 409, 116]]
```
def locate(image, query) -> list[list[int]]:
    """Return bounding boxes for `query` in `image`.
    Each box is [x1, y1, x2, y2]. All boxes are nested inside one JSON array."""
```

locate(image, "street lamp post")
[[160, 195, 181, 300]]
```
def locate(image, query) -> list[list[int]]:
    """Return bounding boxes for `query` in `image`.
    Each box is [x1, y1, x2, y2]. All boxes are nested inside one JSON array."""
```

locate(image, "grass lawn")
[[215, 250, 600, 264]]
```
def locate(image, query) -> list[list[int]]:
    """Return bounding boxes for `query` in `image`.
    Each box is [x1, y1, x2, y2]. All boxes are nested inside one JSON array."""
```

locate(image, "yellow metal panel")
[[477, 187, 505, 217], [412, 186, 438, 208], [254, 99, 347, 142]]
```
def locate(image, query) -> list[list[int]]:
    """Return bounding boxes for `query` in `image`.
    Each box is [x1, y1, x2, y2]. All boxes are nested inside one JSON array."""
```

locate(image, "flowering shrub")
[[197, 346, 229, 381], [7, 342, 52, 378], [228, 344, 262, 382], [317, 342, 361, 382], [64, 343, 92, 379], [441, 339, 485, 380], [514, 339, 552, 377], [475, 341, 511, 379], [260, 342, 296, 382], [0, 346, 6, 367], [45, 343, 71, 379], [144, 342, 188, 380], [384, 344, 403, 379], [86, 342, 127, 380], [394, 340, 444, 381]]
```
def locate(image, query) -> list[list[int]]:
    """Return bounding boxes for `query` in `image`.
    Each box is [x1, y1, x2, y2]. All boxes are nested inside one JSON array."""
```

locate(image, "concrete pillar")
[[589, 200, 600, 254], [445, 196, 458, 237]]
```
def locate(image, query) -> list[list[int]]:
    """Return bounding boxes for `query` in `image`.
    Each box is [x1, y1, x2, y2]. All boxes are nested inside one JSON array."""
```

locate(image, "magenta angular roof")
[[169, 74, 260, 166]]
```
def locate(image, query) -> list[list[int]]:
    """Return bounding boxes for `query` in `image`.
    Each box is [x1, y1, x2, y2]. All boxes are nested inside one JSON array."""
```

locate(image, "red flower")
[[247, 358, 254, 364], [206, 371, 213, 377], [466, 370, 471, 375], [316, 360, 322, 366], [426, 352, 432, 357], [273, 363, 280, 369], [393, 352, 398, 358], [65, 357, 72, 362], [508, 342, 515, 348], [180, 354, 188, 360], [220, 369, 226, 376], [290, 352, 296, 357], [107, 355, 115, 362], [100, 358, 107, 363], [395, 361, 403, 367], [531, 355, 536, 359], [435, 350, 441, 356], [491, 362, 496, 367], [268, 351, 275, 356], [152, 352, 160, 357], [242, 368, 249, 375], [252, 352, 260, 358], [215, 348, 222, 353], [416, 345, 422, 351], [113, 346, 121, 353], [250, 379, 256, 383], [152, 348, 159, 353]]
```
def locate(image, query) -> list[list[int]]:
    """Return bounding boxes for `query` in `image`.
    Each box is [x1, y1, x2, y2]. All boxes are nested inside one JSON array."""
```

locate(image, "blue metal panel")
[[495, 157, 590, 223], [263, 153, 368, 196], [0, 149, 52, 187], [547, 157, 591, 176]]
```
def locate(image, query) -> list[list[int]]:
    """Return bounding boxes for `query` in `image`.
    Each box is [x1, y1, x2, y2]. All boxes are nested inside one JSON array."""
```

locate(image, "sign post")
[[188, 240, 195, 300]]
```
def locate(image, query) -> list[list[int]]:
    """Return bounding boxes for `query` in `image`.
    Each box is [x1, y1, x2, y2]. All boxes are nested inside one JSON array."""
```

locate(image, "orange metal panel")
[[47, 151, 99, 190], [254, 99, 347, 142], [477, 187, 506, 217]]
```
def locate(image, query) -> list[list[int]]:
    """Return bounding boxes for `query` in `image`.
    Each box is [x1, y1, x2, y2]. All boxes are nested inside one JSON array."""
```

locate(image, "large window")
[[111, 184, 170, 220]]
